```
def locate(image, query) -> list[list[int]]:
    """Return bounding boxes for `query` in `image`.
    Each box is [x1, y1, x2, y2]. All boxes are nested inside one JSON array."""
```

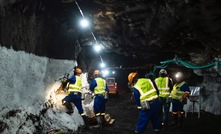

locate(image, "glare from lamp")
[[80, 18, 89, 28], [175, 72, 182, 78], [102, 70, 109, 77], [94, 45, 102, 52], [112, 71, 115, 74], [100, 62, 105, 68]]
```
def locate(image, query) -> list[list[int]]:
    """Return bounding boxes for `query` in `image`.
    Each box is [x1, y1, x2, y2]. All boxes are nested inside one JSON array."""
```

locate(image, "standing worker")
[[128, 72, 161, 134], [128, 72, 137, 100], [62, 67, 88, 127], [170, 72, 190, 128], [89, 70, 109, 127], [155, 69, 173, 128]]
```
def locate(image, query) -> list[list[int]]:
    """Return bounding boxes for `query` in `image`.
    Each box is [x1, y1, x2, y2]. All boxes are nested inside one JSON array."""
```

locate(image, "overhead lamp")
[[94, 45, 102, 53], [112, 71, 115, 74], [100, 62, 105, 68], [80, 18, 89, 28]]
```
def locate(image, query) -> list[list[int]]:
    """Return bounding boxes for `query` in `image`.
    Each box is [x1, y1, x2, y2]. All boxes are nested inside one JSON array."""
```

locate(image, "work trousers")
[[94, 95, 106, 115], [159, 97, 170, 126], [62, 94, 84, 114], [171, 99, 184, 113], [135, 99, 161, 133]]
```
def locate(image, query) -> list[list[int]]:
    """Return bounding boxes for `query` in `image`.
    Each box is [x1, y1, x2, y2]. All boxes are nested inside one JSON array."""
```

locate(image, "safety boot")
[[171, 113, 178, 127], [101, 115, 106, 126], [63, 101, 73, 114], [91, 116, 102, 128], [96, 116, 102, 125], [81, 116, 89, 129]]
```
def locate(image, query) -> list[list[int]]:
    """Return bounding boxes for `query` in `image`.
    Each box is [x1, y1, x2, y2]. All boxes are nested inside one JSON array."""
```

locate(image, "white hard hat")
[[159, 69, 167, 75]]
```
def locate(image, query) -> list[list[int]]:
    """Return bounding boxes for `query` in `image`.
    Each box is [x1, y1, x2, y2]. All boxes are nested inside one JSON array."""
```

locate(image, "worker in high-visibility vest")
[[89, 70, 109, 127], [170, 72, 190, 128], [128, 72, 161, 134], [155, 69, 173, 128], [62, 67, 88, 127]]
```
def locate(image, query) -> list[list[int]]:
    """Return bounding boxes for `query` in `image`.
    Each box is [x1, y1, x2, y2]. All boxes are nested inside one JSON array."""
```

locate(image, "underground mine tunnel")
[[0, 0, 221, 133]]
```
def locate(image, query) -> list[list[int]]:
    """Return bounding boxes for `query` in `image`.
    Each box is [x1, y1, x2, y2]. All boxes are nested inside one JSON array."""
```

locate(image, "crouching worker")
[[62, 67, 88, 128], [89, 69, 109, 127], [128, 72, 161, 134]]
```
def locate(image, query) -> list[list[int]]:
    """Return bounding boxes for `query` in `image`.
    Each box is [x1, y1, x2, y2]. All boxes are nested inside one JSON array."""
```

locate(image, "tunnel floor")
[[78, 89, 221, 134]]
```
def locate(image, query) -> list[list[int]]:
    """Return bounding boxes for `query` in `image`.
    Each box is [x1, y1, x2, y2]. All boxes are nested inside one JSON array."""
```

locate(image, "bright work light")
[[175, 72, 183, 78], [94, 45, 102, 52], [80, 18, 89, 28], [100, 62, 105, 68]]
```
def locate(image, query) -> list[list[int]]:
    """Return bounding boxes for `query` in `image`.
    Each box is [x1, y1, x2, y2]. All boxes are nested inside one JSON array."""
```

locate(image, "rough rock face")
[[194, 65, 221, 115], [1, 0, 220, 64], [90, 0, 221, 63], [0, 0, 81, 59], [0, 0, 221, 115]]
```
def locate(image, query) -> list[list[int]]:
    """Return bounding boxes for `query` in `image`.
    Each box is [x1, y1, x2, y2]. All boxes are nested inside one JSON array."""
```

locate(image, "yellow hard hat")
[[75, 67, 82, 74], [93, 70, 100, 76], [128, 72, 137, 84]]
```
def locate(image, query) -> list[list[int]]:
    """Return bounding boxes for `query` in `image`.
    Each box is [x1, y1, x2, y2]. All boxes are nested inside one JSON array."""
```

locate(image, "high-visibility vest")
[[134, 78, 158, 102], [68, 76, 82, 94], [170, 81, 186, 100], [155, 77, 170, 98], [94, 78, 106, 95]]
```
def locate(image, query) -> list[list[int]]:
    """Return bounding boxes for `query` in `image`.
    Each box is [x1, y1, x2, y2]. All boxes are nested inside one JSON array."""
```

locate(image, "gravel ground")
[[76, 89, 221, 134]]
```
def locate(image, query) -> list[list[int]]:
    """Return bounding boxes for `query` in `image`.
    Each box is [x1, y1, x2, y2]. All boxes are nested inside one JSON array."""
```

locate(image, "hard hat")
[[128, 72, 137, 84], [75, 67, 82, 74], [159, 69, 167, 75], [93, 70, 100, 76]]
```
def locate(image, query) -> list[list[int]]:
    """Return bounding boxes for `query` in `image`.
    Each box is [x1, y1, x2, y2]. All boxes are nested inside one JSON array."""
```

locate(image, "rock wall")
[[200, 72, 221, 115], [191, 67, 221, 115], [0, 0, 80, 59], [0, 46, 85, 133]]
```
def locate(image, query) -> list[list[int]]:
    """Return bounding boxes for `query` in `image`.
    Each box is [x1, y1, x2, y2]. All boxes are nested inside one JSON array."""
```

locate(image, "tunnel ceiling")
[[62, 0, 221, 65], [1, 0, 221, 68]]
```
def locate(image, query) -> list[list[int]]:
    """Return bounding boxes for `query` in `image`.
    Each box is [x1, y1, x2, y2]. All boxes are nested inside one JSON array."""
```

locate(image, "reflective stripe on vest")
[[171, 81, 186, 100], [155, 77, 170, 98], [68, 76, 82, 94], [134, 78, 158, 102], [94, 78, 106, 95]]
